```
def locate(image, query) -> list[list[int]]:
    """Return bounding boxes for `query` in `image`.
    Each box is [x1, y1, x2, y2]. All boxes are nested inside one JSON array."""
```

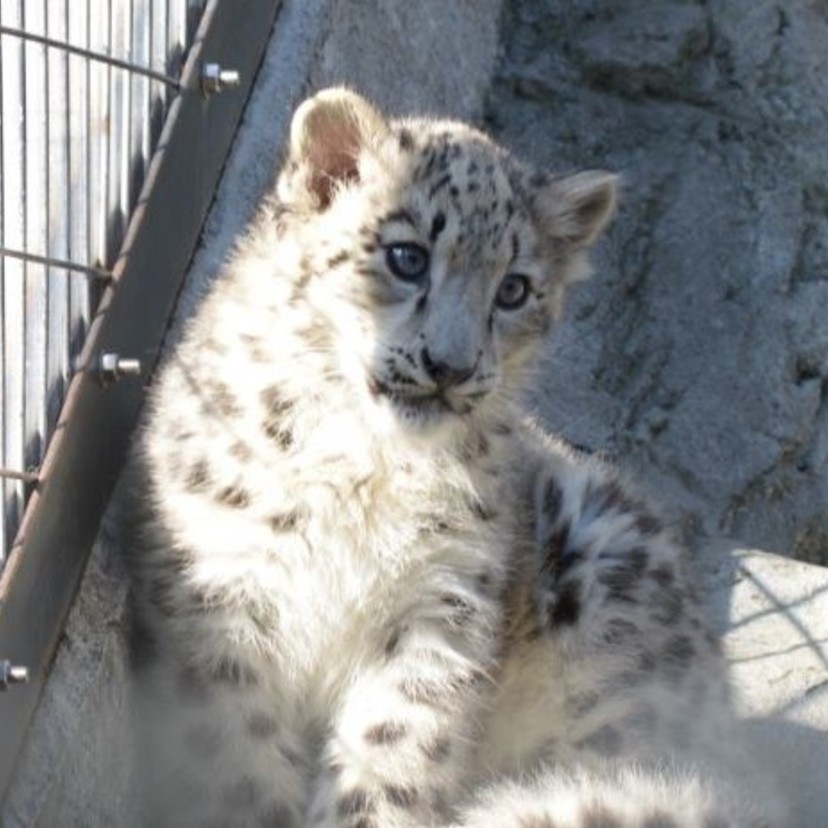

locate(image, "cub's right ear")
[[277, 87, 389, 212]]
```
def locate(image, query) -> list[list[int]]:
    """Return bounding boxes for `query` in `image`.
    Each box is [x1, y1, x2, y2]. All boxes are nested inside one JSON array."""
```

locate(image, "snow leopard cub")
[[127, 88, 784, 827]]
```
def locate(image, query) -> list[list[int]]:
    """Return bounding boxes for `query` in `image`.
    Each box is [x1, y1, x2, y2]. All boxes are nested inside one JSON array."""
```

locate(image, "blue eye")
[[495, 274, 531, 310], [386, 243, 429, 282]]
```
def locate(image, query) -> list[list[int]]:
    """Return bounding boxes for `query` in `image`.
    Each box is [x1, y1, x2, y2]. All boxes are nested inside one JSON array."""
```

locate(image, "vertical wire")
[[117, 0, 132, 230], [0, 21, 6, 563], [4, 0, 26, 547], [45, 0, 70, 441], [164, 0, 170, 113], [106, 0, 115, 264], [67, 0, 83, 354], [84, 0, 94, 331], [22, 0, 47, 476], [145, 0, 154, 171], [43, 0, 51, 448]]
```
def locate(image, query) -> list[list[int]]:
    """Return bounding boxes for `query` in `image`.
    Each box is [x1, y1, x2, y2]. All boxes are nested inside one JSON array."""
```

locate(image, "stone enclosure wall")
[[489, 0, 828, 562]]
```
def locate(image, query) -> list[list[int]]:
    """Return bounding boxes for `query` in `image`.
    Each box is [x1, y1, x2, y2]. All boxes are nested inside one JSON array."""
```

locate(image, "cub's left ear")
[[534, 171, 619, 250]]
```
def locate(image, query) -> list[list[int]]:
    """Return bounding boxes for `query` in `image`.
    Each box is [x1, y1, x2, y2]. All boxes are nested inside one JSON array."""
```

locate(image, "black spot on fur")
[[598, 547, 648, 604], [422, 736, 451, 763], [648, 565, 674, 586], [441, 593, 476, 626], [542, 478, 563, 524], [476, 571, 493, 591], [230, 440, 253, 461], [636, 512, 663, 535], [204, 379, 242, 418], [429, 210, 446, 242], [429, 173, 452, 200], [662, 634, 695, 670], [540, 523, 571, 579], [398, 128, 414, 151], [399, 678, 443, 707], [326, 250, 350, 269], [185, 459, 210, 491], [263, 419, 294, 449], [260, 385, 292, 416], [469, 497, 496, 521], [211, 657, 259, 686], [384, 627, 404, 657], [550, 579, 581, 626], [217, 484, 251, 508], [269, 511, 300, 532], [364, 721, 408, 745], [601, 617, 639, 644], [383, 784, 418, 809], [337, 789, 374, 817], [650, 584, 684, 625], [555, 547, 583, 580]]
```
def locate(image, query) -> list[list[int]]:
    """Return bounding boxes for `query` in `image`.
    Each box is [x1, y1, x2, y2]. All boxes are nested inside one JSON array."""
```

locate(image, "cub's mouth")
[[367, 376, 474, 419]]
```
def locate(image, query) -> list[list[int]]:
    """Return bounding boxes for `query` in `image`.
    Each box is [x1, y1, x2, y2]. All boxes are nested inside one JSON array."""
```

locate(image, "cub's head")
[[277, 88, 616, 438]]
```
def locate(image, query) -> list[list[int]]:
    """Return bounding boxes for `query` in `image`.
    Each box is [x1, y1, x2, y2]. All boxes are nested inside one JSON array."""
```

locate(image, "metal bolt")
[[201, 63, 240, 96], [0, 660, 29, 691], [98, 352, 142, 385]]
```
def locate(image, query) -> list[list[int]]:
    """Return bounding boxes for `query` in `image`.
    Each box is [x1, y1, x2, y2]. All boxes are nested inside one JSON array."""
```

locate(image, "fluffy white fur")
[[126, 88, 786, 827]]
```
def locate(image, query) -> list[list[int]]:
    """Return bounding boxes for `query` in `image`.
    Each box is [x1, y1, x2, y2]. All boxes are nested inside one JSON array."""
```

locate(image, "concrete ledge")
[[701, 541, 828, 826]]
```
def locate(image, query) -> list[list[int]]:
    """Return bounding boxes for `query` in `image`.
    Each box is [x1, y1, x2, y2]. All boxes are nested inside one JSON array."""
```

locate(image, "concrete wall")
[[3, 1, 827, 825]]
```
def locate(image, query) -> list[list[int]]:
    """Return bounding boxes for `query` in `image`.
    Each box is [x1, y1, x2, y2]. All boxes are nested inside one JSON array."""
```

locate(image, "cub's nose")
[[420, 348, 475, 390]]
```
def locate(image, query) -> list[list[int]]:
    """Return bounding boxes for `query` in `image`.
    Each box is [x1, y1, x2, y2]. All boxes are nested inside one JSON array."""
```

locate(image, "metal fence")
[[0, 0, 281, 797], [0, 0, 204, 566]]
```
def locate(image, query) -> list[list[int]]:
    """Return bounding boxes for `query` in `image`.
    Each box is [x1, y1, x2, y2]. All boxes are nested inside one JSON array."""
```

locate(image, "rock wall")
[[488, 0, 828, 562]]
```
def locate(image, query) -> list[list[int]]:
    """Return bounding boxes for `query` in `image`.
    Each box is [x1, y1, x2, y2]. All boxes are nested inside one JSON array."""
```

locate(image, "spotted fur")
[[126, 88, 786, 827]]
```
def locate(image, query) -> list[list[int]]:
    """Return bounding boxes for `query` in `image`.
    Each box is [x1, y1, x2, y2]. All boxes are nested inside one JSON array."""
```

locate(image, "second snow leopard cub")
[[129, 88, 784, 827]]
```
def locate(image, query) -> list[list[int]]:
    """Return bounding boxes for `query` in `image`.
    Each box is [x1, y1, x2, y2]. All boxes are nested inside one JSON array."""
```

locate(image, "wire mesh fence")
[[0, 0, 205, 567]]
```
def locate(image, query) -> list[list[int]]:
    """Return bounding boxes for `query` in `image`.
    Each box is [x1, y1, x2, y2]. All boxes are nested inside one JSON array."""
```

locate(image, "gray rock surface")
[[488, 0, 828, 562]]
